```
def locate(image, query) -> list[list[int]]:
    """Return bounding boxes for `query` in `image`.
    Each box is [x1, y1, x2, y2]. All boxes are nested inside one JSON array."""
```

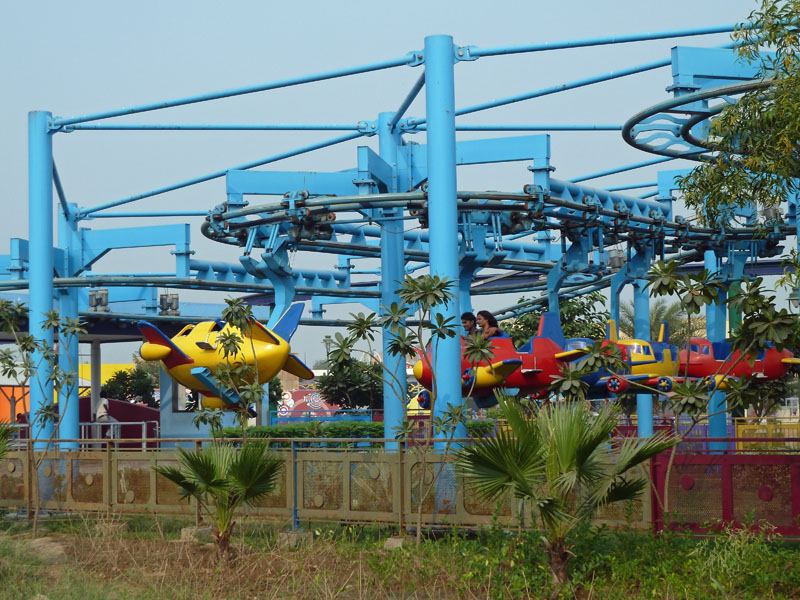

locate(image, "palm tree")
[[618, 298, 706, 348], [153, 442, 283, 559], [456, 396, 674, 596]]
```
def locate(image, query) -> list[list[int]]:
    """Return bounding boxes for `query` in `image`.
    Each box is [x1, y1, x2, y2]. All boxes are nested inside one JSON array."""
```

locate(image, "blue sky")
[[1, 0, 759, 363]]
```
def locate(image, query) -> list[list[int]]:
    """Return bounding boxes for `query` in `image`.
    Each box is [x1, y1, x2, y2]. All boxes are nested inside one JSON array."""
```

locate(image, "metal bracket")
[[455, 45, 479, 62], [406, 50, 425, 67], [357, 120, 379, 136]]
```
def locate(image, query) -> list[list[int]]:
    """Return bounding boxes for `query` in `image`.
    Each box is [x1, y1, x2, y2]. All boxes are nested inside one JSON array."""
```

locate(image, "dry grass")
[[48, 517, 489, 600]]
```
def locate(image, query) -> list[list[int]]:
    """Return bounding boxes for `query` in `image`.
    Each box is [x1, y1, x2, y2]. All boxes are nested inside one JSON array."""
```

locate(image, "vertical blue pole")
[[57, 203, 80, 448], [609, 275, 624, 333], [705, 251, 728, 450], [378, 112, 406, 449], [424, 35, 466, 443], [28, 111, 54, 447], [633, 281, 653, 436]]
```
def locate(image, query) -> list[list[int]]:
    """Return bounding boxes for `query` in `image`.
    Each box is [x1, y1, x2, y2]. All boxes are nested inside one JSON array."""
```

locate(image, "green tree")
[[618, 298, 706, 348], [504, 291, 609, 348], [153, 442, 283, 560], [316, 359, 383, 410], [267, 376, 283, 411], [334, 274, 470, 544], [0, 300, 85, 536], [101, 365, 159, 407], [457, 396, 674, 596], [677, 1, 800, 226]]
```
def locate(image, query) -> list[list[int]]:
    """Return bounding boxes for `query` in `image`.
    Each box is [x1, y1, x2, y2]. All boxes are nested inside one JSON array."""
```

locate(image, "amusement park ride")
[[412, 315, 800, 405], [1, 21, 798, 446], [137, 304, 313, 410]]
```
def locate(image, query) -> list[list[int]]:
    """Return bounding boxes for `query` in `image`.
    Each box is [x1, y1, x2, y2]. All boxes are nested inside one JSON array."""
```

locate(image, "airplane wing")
[[283, 353, 315, 380], [137, 321, 194, 370], [554, 348, 588, 362], [782, 358, 800, 365], [482, 359, 522, 380]]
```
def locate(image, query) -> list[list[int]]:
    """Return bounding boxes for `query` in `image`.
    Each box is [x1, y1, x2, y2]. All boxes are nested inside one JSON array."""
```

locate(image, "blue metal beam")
[[425, 35, 466, 443], [28, 111, 54, 446], [80, 132, 365, 217], [469, 24, 739, 58], [53, 56, 414, 127]]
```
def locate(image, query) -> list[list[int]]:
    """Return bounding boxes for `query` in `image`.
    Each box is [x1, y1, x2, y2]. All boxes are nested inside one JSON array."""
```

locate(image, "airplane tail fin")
[[536, 312, 565, 348], [271, 304, 305, 342], [607, 320, 618, 342], [658, 321, 668, 343]]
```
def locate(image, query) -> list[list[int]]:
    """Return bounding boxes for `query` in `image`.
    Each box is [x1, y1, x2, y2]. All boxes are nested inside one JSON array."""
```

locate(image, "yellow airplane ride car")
[[137, 304, 313, 409], [602, 320, 681, 394]]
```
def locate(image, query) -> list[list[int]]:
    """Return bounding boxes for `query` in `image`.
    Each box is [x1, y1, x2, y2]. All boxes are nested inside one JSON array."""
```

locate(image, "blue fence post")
[[378, 111, 407, 450], [633, 280, 653, 437], [424, 35, 466, 445], [28, 111, 55, 447], [291, 440, 300, 530]]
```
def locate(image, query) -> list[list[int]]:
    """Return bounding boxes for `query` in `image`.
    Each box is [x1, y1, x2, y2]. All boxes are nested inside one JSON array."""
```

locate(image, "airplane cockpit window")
[[625, 343, 651, 356], [566, 340, 590, 351], [702, 346, 711, 355], [690, 343, 699, 353], [178, 325, 194, 337]]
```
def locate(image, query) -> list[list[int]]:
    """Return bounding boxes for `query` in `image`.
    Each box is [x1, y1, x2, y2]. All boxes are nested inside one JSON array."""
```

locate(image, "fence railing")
[[0, 437, 650, 531], [650, 439, 800, 536], [3, 436, 800, 536]]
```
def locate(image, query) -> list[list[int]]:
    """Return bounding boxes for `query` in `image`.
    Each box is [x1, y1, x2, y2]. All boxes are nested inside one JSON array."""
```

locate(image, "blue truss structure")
[[3, 23, 798, 447]]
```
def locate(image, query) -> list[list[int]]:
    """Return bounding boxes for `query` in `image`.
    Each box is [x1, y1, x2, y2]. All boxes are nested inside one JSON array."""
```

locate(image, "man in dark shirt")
[[461, 312, 478, 337]]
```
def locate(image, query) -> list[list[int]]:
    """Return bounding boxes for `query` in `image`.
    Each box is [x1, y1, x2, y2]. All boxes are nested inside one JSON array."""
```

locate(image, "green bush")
[[221, 418, 497, 447], [221, 420, 385, 447], [465, 420, 495, 438]]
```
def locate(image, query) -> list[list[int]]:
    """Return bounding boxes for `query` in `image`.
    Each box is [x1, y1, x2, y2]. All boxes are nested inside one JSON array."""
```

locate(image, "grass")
[[0, 515, 799, 599]]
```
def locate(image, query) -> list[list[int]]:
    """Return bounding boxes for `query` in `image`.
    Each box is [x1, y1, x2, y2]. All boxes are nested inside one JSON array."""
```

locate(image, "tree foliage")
[[315, 359, 383, 410], [618, 298, 706, 348], [457, 396, 674, 591], [153, 442, 283, 559], [677, 0, 800, 225], [101, 365, 159, 407], [503, 291, 609, 349]]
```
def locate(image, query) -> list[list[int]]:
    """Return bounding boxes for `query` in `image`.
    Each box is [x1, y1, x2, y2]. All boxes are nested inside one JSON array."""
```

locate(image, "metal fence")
[[650, 441, 800, 537], [0, 438, 649, 531], [4, 437, 800, 536]]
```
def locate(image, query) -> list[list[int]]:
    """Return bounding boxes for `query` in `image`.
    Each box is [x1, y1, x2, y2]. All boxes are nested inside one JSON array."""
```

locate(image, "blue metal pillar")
[[633, 280, 653, 436], [609, 275, 624, 334], [424, 35, 466, 442], [705, 251, 728, 449], [28, 111, 54, 446], [57, 203, 80, 447], [378, 112, 406, 448]]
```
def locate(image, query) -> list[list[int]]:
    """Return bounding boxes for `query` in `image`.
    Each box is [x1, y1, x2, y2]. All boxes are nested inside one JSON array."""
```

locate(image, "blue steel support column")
[[28, 111, 55, 446], [378, 112, 406, 449], [633, 281, 653, 437], [609, 275, 623, 333], [57, 202, 80, 448], [424, 35, 466, 443], [57, 289, 79, 447], [705, 251, 728, 450]]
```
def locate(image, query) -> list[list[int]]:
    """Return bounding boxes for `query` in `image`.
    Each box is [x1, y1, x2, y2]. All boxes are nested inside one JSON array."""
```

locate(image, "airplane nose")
[[140, 343, 170, 361], [412, 360, 425, 382]]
